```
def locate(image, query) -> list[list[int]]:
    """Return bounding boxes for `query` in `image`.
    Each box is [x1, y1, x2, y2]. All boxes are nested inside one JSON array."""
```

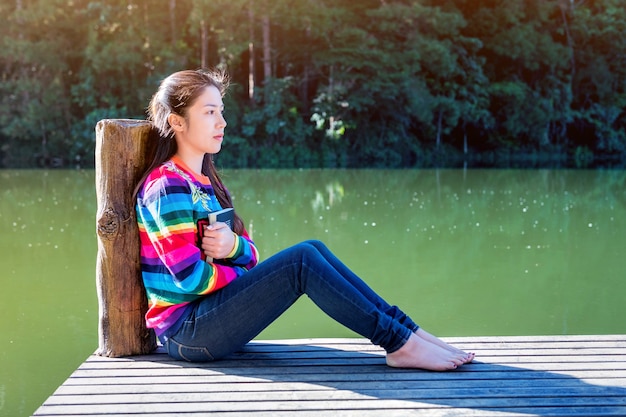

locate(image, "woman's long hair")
[[134, 69, 245, 235]]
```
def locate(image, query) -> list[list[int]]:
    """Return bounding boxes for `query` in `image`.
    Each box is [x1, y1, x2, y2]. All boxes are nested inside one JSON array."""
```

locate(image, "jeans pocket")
[[165, 338, 215, 362]]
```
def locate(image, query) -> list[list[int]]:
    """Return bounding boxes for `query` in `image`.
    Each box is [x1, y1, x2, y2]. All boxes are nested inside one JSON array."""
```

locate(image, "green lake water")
[[1, 168, 625, 416]]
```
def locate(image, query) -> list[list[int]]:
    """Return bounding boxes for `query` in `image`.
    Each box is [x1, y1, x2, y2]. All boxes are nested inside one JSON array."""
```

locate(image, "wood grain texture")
[[34, 335, 626, 416], [95, 119, 158, 358]]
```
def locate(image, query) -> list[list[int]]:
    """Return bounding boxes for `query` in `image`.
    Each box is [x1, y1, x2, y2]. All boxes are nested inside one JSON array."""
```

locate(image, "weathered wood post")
[[95, 119, 158, 357]]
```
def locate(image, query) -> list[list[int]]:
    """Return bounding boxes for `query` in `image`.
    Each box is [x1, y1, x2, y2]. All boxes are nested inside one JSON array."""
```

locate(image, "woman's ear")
[[168, 113, 185, 132]]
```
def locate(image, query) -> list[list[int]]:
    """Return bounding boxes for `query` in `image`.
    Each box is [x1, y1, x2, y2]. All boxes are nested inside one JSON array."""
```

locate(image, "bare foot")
[[386, 333, 467, 371], [415, 328, 475, 364]]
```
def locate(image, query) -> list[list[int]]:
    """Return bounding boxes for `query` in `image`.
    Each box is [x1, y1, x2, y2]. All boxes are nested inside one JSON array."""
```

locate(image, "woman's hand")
[[201, 222, 236, 260]]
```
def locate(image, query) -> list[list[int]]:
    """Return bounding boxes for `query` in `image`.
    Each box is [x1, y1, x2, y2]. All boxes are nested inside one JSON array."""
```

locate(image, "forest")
[[1, 0, 625, 169]]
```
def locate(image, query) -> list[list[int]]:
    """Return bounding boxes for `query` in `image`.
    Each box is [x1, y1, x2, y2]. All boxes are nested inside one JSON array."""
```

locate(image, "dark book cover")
[[196, 207, 235, 262]]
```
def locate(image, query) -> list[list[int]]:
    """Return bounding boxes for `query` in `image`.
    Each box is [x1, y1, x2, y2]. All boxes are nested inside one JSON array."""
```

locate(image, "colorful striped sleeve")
[[136, 166, 259, 333]]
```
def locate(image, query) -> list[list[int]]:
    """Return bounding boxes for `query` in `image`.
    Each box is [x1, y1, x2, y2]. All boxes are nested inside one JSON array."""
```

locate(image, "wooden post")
[[95, 119, 158, 357]]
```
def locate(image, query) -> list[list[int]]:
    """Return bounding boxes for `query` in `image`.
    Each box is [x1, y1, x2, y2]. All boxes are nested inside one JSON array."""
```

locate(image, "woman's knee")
[[291, 240, 320, 258], [302, 239, 326, 252]]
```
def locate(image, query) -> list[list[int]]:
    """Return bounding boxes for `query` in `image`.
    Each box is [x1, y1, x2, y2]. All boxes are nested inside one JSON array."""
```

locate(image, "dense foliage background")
[[1, 0, 625, 168]]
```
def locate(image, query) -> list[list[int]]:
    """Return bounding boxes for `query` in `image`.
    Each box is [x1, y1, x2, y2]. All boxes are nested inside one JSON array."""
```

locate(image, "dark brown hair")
[[135, 69, 245, 235]]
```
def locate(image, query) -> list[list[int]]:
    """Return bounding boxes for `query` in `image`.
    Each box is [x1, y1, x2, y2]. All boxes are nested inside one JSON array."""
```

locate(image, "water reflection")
[[225, 169, 626, 339], [1, 168, 625, 417], [311, 181, 344, 213]]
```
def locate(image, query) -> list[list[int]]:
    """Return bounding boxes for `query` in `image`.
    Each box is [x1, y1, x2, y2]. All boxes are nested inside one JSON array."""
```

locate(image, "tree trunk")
[[201, 19, 208, 69], [248, 6, 255, 102], [95, 119, 158, 357], [169, 0, 177, 46], [436, 109, 443, 148], [262, 13, 271, 83], [559, 2, 576, 75], [300, 23, 311, 109], [463, 122, 468, 154]]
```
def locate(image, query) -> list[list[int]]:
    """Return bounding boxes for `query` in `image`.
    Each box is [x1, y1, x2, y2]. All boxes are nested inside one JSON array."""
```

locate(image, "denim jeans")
[[164, 240, 419, 362]]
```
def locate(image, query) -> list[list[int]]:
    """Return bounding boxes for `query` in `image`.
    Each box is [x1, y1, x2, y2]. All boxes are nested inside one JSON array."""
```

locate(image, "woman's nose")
[[218, 113, 227, 128]]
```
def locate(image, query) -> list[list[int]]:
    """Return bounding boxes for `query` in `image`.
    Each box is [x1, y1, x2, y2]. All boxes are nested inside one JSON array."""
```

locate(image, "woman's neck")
[[171, 154, 210, 184], [173, 151, 204, 177]]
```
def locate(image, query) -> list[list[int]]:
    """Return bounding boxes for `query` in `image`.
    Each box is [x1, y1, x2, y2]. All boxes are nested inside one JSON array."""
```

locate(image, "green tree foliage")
[[566, 0, 626, 155], [1, 0, 85, 166], [0, 0, 624, 168]]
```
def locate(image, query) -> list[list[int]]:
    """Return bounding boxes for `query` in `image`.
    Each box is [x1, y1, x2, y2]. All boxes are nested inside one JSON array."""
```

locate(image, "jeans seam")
[[193, 264, 298, 327], [166, 337, 215, 362], [301, 258, 407, 352]]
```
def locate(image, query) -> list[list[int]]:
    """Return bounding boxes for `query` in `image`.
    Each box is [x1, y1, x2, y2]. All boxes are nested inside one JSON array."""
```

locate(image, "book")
[[196, 207, 235, 262]]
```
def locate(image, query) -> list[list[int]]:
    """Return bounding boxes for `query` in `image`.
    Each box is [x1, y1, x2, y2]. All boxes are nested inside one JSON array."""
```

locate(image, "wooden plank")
[[53, 376, 626, 394], [76, 353, 626, 366], [33, 335, 626, 417], [80, 347, 626, 361], [26, 410, 626, 417], [41, 385, 626, 404], [68, 356, 626, 375], [31, 399, 626, 416]]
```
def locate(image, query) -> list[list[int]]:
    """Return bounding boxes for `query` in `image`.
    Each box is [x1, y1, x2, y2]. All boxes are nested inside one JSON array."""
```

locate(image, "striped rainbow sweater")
[[135, 157, 259, 335]]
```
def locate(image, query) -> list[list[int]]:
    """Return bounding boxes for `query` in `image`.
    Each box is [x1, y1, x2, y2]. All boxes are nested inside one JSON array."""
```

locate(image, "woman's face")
[[173, 85, 227, 158]]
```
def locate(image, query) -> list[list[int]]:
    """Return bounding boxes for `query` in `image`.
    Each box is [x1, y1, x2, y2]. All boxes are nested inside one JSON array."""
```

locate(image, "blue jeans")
[[163, 240, 419, 362]]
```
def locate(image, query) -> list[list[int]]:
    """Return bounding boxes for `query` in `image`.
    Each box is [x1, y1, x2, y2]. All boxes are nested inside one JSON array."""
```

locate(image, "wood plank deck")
[[33, 335, 626, 416]]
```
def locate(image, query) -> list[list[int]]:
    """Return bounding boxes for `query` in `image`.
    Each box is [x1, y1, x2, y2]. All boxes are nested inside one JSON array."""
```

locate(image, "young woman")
[[135, 69, 474, 370]]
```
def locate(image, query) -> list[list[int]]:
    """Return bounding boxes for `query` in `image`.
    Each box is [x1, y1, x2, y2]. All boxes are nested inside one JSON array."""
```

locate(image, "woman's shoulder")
[[145, 161, 182, 182], [141, 161, 192, 197]]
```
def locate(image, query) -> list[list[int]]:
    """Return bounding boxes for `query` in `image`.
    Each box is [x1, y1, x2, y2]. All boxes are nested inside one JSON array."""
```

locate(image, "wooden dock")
[[33, 335, 626, 416]]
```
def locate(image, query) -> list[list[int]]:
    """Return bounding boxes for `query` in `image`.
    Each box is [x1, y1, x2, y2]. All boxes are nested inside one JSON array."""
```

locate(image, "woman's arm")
[[201, 222, 258, 269], [137, 173, 257, 300]]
